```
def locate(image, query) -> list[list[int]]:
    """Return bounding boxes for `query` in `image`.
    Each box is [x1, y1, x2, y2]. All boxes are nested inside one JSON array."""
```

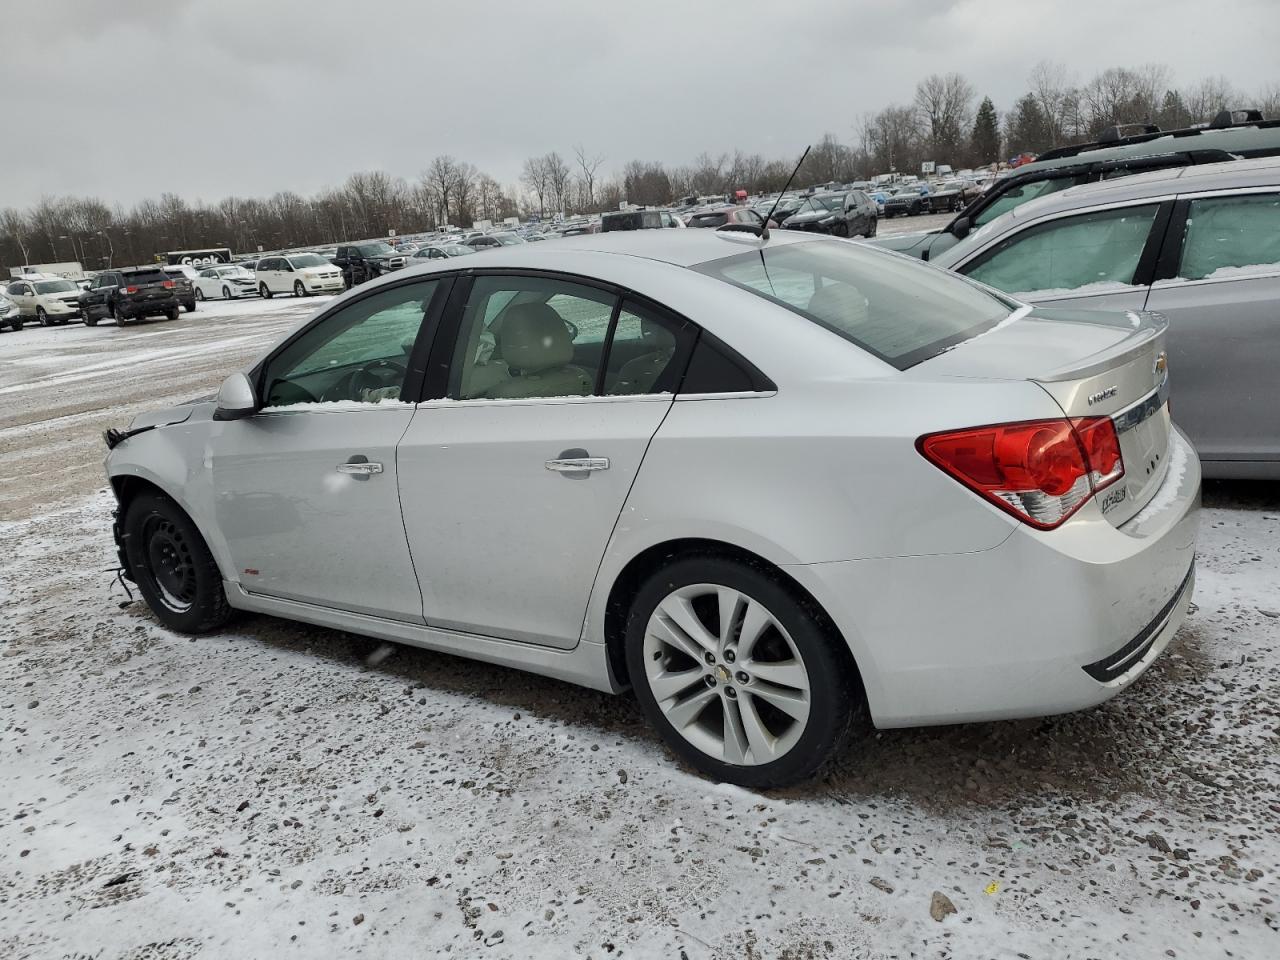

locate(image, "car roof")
[[1012, 124, 1280, 175]]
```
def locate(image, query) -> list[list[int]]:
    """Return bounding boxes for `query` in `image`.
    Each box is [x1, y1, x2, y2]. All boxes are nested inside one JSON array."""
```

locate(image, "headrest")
[[499, 302, 573, 373]]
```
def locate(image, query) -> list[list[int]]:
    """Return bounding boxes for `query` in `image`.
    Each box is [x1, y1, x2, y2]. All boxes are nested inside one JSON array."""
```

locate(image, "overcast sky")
[[2, 0, 1276, 209]]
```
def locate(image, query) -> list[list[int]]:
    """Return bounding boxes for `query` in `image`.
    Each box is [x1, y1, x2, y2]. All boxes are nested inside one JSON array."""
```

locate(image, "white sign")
[[921, 161, 936, 174], [388, 228, 397, 237]]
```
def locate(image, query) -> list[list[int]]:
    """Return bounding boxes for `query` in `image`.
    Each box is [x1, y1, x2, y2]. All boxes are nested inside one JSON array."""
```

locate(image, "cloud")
[[1, 0, 1276, 208]]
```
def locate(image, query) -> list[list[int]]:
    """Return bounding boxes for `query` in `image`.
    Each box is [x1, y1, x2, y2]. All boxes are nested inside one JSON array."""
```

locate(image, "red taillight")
[[161, 280, 175, 289], [918, 417, 1125, 530], [124, 285, 139, 294]]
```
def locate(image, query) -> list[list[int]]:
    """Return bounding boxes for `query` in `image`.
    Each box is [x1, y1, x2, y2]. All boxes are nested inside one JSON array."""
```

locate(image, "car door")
[[396, 273, 694, 649], [8, 281, 34, 316], [953, 200, 1168, 313], [1143, 189, 1280, 466], [207, 276, 448, 620]]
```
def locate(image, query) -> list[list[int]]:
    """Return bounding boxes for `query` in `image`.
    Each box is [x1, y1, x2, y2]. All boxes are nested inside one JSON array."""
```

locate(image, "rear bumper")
[[790, 426, 1202, 727], [120, 298, 179, 316]]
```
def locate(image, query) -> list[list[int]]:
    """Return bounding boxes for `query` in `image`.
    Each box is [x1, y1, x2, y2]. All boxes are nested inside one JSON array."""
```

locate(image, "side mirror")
[[952, 216, 971, 239], [213, 372, 258, 421]]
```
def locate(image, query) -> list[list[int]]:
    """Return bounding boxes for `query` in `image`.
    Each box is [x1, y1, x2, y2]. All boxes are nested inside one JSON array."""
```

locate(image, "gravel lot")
[[2, 252, 1277, 959]]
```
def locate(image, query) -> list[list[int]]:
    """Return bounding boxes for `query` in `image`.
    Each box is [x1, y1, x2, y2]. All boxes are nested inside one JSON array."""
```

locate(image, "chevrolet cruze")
[[104, 229, 1199, 787]]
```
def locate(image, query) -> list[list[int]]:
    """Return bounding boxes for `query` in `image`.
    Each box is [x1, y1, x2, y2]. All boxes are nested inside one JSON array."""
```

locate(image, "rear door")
[[396, 273, 694, 648], [1144, 188, 1280, 465]]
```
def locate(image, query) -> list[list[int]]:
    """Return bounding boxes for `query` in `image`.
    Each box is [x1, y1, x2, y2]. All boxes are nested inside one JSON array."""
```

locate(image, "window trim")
[[953, 196, 1176, 295]]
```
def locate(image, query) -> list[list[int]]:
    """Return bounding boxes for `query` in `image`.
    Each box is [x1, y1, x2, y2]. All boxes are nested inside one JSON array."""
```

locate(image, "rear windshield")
[[688, 211, 729, 228], [121, 270, 168, 284], [693, 240, 1013, 370]]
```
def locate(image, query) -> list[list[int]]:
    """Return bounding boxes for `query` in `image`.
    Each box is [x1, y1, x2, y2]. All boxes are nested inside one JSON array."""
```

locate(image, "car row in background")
[[80, 267, 183, 325], [3, 276, 82, 325], [254, 252, 345, 298], [193, 263, 259, 300]]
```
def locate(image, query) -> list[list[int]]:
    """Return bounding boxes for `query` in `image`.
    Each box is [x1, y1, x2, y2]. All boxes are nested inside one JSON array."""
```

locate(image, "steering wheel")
[[320, 358, 407, 402]]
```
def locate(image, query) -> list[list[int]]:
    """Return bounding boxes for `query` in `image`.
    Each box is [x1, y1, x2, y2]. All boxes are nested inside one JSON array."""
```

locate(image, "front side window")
[[261, 279, 440, 408], [695, 240, 1012, 370], [450, 276, 616, 400], [961, 203, 1160, 297], [1177, 192, 1280, 281]]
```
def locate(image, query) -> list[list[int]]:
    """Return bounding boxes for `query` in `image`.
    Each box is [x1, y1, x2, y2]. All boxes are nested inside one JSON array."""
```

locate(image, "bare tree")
[[1183, 75, 1240, 123], [427, 156, 461, 226], [914, 73, 974, 163], [543, 152, 572, 216], [572, 144, 605, 210], [1029, 60, 1073, 146], [521, 155, 549, 217]]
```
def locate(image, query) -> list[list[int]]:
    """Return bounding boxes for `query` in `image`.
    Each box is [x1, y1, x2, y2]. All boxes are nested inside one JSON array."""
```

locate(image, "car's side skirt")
[[226, 583, 619, 694]]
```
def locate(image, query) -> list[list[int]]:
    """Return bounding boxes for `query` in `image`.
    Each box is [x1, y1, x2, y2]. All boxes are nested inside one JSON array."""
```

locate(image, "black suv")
[[872, 109, 1280, 261], [331, 242, 408, 288], [79, 267, 182, 326]]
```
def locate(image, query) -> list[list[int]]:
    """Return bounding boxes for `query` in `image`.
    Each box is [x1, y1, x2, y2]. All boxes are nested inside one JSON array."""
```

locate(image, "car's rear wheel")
[[85, 315, 98, 327], [194, 288, 205, 301], [625, 556, 859, 788], [166, 307, 180, 321], [123, 491, 231, 634], [260, 283, 272, 299], [293, 280, 306, 297]]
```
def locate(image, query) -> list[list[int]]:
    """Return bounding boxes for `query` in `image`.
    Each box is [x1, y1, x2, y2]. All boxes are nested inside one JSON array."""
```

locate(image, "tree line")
[[2, 61, 1275, 270]]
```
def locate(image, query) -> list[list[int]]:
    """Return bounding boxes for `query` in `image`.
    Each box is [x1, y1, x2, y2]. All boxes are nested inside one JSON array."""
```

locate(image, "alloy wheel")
[[643, 583, 811, 766]]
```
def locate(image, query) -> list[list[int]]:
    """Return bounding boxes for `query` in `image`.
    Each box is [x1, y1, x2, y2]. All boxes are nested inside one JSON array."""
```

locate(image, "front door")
[[209, 277, 445, 619], [397, 274, 692, 648]]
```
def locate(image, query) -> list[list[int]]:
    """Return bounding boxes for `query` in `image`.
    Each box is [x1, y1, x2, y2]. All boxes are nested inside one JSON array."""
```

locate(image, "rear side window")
[[1177, 192, 1280, 280], [694, 240, 1012, 370], [961, 203, 1160, 296]]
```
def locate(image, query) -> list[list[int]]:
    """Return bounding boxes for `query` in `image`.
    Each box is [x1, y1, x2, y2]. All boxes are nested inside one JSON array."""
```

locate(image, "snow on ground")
[[1, 289, 1278, 960]]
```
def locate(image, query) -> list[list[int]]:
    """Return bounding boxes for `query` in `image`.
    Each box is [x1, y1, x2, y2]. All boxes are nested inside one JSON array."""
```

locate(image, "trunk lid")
[[920, 306, 1171, 527]]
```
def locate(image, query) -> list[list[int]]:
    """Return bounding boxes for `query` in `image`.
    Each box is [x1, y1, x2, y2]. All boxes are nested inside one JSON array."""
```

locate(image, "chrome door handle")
[[545, 457, 610, 473], [336, 461, 383, 475]]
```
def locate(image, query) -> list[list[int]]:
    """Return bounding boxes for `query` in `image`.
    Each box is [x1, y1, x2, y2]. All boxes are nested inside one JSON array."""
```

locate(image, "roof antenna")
[[718, 144, 810, 242]]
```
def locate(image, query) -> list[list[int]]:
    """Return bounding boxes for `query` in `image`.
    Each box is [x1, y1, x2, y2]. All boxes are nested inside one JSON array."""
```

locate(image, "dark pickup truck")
[[331, 241, 409, 288], [80, 267, 182, 326]]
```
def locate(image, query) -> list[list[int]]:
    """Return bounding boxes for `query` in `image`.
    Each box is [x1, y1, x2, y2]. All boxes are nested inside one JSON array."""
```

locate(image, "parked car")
[[873, 110, 1280, 261], [927, 179, 983, 214], [931, 156, 1280, 478], [161, 264, 199, 312], [600, 209, 685, 231], [0, 292, 23, 331], [780, 191, 878, 238], [255, 253, 345, 298], [79, 267, 181, 325], [462, 232, 526, 250], [194, 264, 259, 301], [685, 206, 768, 229], [883, 184, 933, 217], [411, 244, 477, 261], [5, 276, 82, 325], [104, 229, 1198, 788], [332, 242, 409, 287]]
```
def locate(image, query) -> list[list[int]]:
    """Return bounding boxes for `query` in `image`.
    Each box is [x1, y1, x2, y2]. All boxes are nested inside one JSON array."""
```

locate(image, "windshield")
[[217, 267, 251, 278], [288, 254, 329, 268], [34, 280, 77, 294], [445, 245, 475, 256], [356, 242, 395, 257], [492, 233, 524, 245], [693, 240, 1012, 370]]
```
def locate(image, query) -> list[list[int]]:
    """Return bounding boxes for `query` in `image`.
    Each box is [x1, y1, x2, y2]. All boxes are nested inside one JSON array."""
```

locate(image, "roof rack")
[[1033, 109, 1272, 163]]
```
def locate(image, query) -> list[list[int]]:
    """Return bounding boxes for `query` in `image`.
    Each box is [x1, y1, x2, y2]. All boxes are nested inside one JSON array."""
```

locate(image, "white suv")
[[5, 276, 83, 325], [255, 253, 344, 298]]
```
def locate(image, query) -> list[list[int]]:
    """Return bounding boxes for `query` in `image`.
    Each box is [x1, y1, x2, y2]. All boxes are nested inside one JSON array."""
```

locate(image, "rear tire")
[[123, 491, 231, 634], [166, 307, 180, 321], [194, 288, 205, 301], [85, 316, 99, 327], [183, 300, 196, 312], [625, 555, 860, 788]]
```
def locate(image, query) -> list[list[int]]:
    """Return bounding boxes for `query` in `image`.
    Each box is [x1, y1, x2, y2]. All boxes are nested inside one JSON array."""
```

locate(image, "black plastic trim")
[[1152, 200, 1192, 283], [1082, 562, 1194, 682], [1132, 200, 1176, 287]]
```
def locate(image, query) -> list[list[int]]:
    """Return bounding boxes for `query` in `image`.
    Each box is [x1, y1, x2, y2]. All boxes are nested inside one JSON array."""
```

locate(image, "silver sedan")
[[104, 230, 1199, 787]]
